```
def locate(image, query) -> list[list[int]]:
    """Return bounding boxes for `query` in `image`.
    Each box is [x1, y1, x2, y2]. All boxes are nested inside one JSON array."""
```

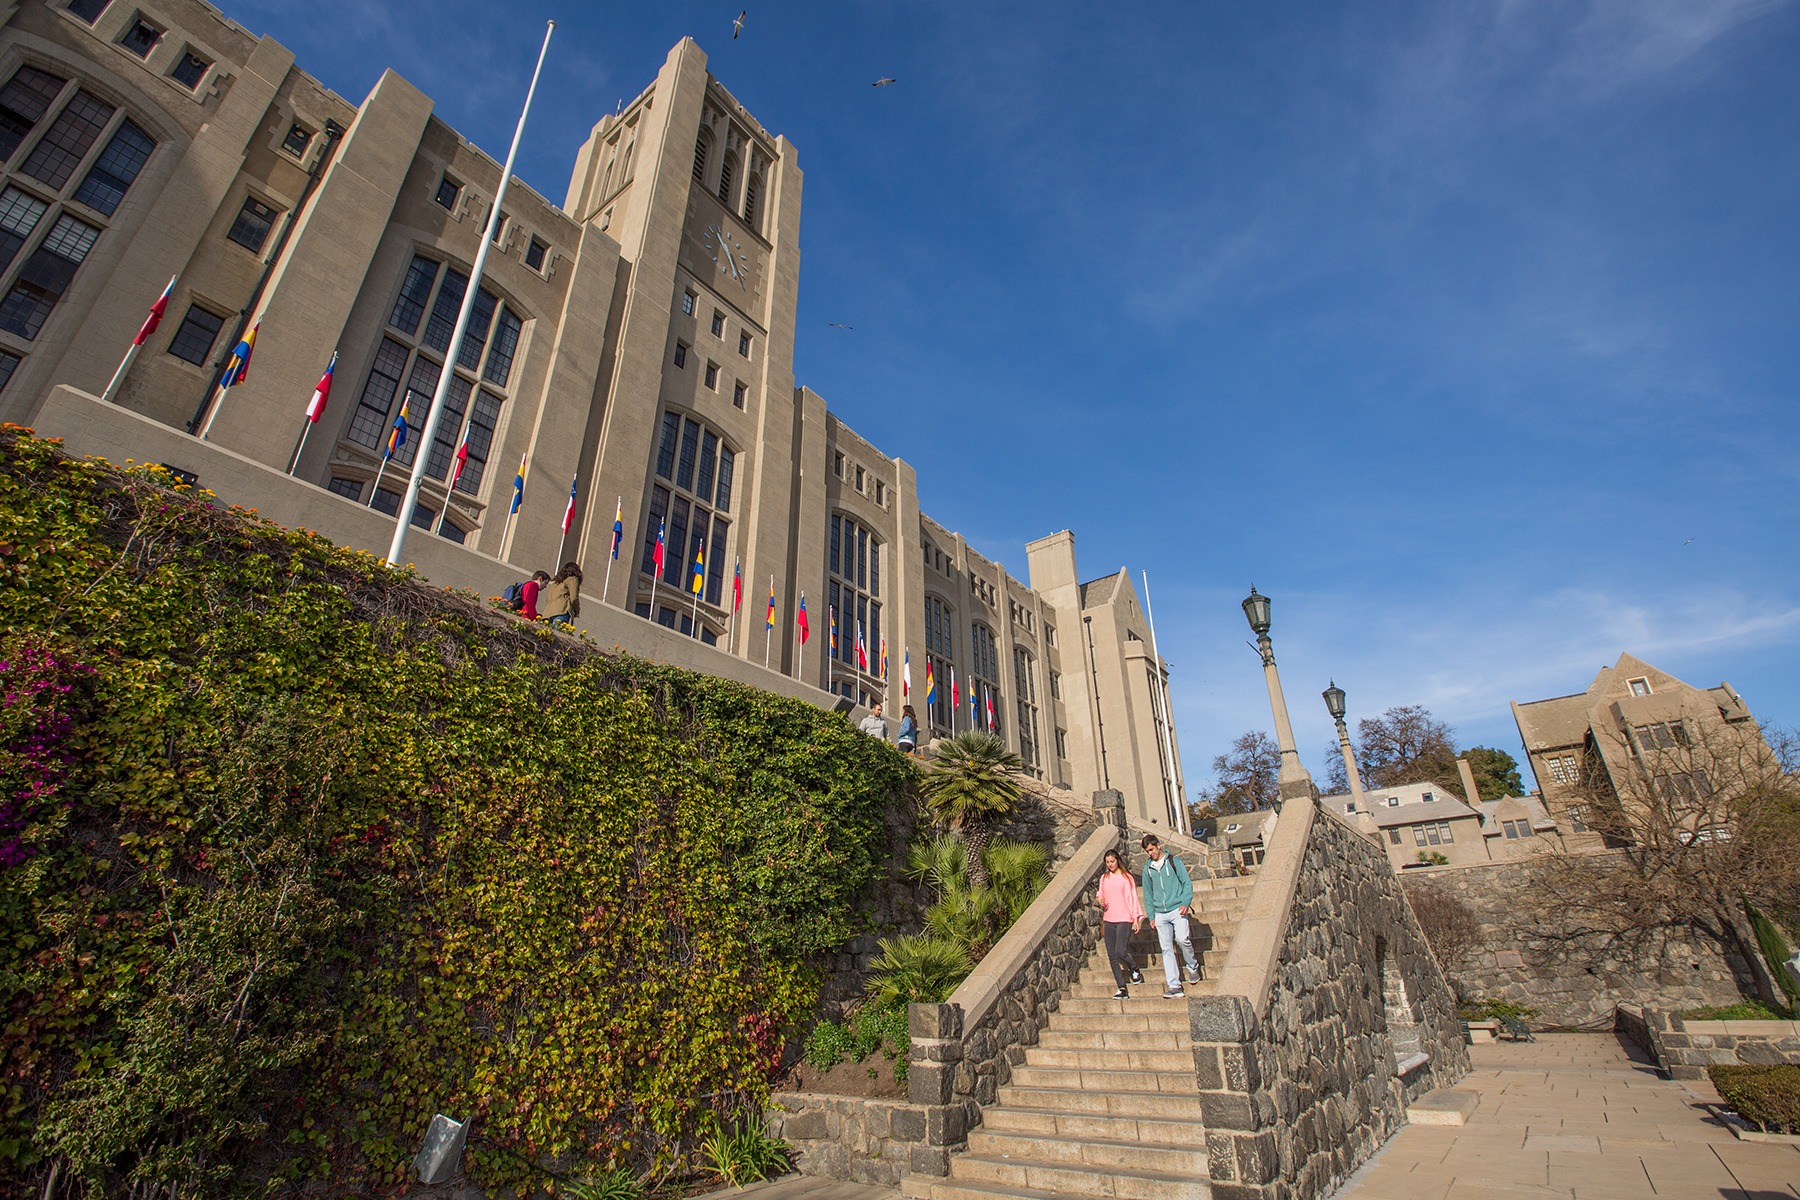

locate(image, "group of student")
[[1097, 833, 1205, 999], [856, 701, 920, 753], [509, 562, 585, 627]]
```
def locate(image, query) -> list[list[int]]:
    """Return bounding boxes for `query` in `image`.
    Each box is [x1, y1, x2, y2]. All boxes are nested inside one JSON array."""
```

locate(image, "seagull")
[[733, 10, 746, 38], [828, 323, 855, 330], [872, 77, 897, 87], [1682, 538, 1695, 545]]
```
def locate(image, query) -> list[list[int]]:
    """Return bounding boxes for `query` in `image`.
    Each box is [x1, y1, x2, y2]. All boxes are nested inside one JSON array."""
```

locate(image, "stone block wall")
[[1401, 858, 1755, 1027], [1618, 1005, 1800, 1080], [764, 1093, 937, 1187], [1190, 807, 1469, 1200]]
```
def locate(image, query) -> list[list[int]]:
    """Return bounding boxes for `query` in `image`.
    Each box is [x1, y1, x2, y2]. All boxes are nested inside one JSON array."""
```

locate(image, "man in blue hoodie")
[[1139, 834, 1201, 998]]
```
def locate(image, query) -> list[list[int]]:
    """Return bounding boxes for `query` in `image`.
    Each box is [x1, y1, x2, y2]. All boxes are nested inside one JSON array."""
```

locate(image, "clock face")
[[704, 223, 750, 285]]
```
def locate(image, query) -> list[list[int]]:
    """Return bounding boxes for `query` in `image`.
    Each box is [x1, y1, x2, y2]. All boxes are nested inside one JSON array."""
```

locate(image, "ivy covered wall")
[[0, 428, 911, 1195]]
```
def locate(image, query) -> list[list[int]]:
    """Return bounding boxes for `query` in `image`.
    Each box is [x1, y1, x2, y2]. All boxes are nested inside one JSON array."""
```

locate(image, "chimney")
[[1456, 757, 1482, 805]]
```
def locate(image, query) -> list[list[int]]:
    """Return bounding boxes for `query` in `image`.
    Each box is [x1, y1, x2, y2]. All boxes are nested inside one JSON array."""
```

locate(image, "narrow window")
[[1388, 829, 1401, 844], [715, 447, 735, 511], [732, 380, 746, 408], [281, 122, 312, 156], [711, 310, 724, 336], [704, 361, 718, 388], [854, 465, 865, 492], [0, 349, 22, 392], [226, 196, 279, 253], [833, 450, 844, 477], [387, 255, 438, 335], [0, 187, 49, 272], [72, 118, 154, 215], [673, 341, 688, 368], [170, 50, 211, 89], [875, 480, 886, 506], [676, 418, 699, 490], [654, 411, 680, 478], [435, 176, 460, 210], [421, 267, 468, 351], [483, 307, 522, 386], [0, 213, 100, 339], [66, 0, 112, 23], [525, 236, 548, 270], [717, 150, 737, 203], [22, 90, 114, 190], [0, 67, 68, 163], [490, 213, 506, 244], [743, 172, 762, 228], [1628, 677, 1651, 697], [692, 127, 711, 182], [120, 16, 164, 58], [738, 331, 751, 358], [681, 289, 695, 315], [165, 304, 223, 365]]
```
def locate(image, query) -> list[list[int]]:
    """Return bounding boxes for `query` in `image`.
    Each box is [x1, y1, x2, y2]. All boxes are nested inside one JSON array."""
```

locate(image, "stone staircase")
[[902, 875, 1254, 1200]]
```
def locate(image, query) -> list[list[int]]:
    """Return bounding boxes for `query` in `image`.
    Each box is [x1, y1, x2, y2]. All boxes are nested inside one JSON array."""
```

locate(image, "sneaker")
[[1183, 965, 1201, 984], [1162, 986, 1185, 999], [1130, 969, 1145, 985], [1112, 988, 1129, 1000]]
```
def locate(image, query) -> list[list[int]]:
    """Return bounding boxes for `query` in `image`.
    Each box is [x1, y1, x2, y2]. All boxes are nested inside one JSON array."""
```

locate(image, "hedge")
[[1708, 1065, 1800, 1136], [0, 427, 911, 1195]]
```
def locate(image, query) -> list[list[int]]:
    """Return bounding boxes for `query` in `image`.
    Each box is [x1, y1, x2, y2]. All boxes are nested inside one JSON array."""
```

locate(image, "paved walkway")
[[1334, 1034, 1800, 1199], [697, 1177, 898, 1200]]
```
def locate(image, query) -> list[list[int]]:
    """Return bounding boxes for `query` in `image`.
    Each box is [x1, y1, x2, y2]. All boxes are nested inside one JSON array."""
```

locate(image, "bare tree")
[[1403, 879, 1484, 989], [1356, 705, 1460, 791], [1534, 718, 1800, 1008], [1201, 730, 1279, 816]]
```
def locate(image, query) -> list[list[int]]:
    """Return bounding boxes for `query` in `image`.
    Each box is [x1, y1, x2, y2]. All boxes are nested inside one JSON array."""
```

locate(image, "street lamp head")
[[1241, 586, 1272, 636], [1323, 680, 1346, 721]]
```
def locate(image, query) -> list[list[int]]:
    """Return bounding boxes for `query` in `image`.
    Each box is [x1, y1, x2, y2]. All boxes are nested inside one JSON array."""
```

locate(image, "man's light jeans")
[[1152, 908, 1199, 988]]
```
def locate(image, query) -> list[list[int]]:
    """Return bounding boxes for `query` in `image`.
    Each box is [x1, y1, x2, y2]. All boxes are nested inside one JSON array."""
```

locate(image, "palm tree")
[[921, 730, 1025, 888]]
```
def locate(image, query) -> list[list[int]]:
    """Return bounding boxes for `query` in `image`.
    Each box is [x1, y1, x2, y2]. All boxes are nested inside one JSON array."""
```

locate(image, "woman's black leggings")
[[1104, 920, 1136, 988]]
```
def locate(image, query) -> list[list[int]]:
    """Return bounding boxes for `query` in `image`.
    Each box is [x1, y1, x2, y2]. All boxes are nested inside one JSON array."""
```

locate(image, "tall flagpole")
[[101, 274, 176, 405], [1141, 570, 1188, 835], [764, 575, 774, 669], [498, 452, 527, 555], [602, 496, 622, 606], [386, 20, 555, 567]]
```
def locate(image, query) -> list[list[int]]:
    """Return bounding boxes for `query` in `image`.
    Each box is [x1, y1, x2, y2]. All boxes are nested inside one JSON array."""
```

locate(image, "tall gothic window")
[[924, 594, 954, 732], [640, 410, 735, 641], [1014, 647, 1040, 775], [827, 512, 881, 704], [970, 621, 1001, 736], [692, 126, 712, 183]]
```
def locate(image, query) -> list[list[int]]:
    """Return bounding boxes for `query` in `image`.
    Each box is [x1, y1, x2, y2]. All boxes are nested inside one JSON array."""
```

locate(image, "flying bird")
[[872, 77, 897, 87], [828, 323, 854, 330], [733, 10, 746, 38]]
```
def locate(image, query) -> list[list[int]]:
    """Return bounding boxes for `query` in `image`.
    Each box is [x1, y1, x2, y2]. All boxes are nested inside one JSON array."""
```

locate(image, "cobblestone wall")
[[1618, 1005, 1800, 1080], [1400, 858, 1755, 1027], [763, 1093, 937, 1187], [1190, 807, 1469, 1200]]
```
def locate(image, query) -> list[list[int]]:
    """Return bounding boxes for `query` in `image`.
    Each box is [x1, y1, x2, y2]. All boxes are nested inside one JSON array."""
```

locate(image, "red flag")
[[797, 593, 810, 644], [452, 437, 470, 484], [305, 352, 337, 422], [133, 277, 175, 347], [732, 559, 742, 611], [561, 474, 578, 535]]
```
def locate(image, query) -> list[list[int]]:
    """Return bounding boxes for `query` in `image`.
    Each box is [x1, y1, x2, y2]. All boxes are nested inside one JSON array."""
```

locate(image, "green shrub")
[[1457, 999, 1540, 1022], [984, 840, 1049, 923], [803, 1021, 856, 1070], [0, 429, 907, 1196], [699, 1120, 791, 1187], [1709, 1065, 1800, 1135], [565, 1168, 642, 1200], [864, 934, 973, 1011], [1682, 1000, 1789, 1021]]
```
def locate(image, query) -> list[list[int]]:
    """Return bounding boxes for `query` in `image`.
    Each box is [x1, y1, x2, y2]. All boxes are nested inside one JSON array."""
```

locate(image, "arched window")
[[970, 621, 1002, 736], [743, 170, 763, 230], [925, 594, 955, 732], [620, 137, 636, 185], [827, 512, 881, 705], [1015, 647, 1040, 775], [717, 150, 737, 205], [692, 127, 712, 184], [343, 253, 525, 524], [639, 410, 736, 642]]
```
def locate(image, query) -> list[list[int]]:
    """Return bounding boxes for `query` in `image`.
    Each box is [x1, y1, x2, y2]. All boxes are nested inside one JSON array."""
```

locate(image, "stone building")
[[1511, 652, 1771, 846], [0, 0, 1189, 829], [1321, 781, 1488, 870]]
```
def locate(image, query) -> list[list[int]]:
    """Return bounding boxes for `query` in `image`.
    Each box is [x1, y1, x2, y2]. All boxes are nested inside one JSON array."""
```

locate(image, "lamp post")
[[1323, 680, 1367, 809], [1242, 586, 1316, 806]]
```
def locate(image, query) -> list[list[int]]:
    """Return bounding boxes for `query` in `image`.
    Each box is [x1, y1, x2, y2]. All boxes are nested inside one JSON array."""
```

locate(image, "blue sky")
[[227, 0, 1800, 790]]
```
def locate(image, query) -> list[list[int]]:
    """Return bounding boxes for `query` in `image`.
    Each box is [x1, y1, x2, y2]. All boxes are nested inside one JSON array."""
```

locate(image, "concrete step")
[[1045, 1001, 1191, 1028], [1020, 1045, 1195, 1072], [965, 1126, 1209, 1176], [905, 1176, 1211, 1200], [995, 1084, 1205, 1120], [1008, 1064, 1202, 1094], [1036, 1028, 1190, 1052], [980, 1105, 1210, 1148], [945, 1153, 1212, 1200], [1070, 977, 1217, 1000]]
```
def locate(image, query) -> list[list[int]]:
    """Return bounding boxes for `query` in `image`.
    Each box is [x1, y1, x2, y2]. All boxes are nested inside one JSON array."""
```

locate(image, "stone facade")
[[1402, 858, 1754, 1027], [763, 1094, 934, 1189], [1617, 1004, 1800, 1080], [1188, 807, 1468, 1200]]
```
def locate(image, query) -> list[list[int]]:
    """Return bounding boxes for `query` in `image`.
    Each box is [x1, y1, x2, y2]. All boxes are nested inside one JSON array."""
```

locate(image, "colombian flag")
[[765, 578, 777, 629], [829, 606, 838, 655], [925, 660, 935, 705], [880, 638, 888, 681], [220, 322, 258, 388], [610, 498, 624, 560], [508, 453, 526, 515], [690, 543, 705, 595], [384, 396, 409, 459]]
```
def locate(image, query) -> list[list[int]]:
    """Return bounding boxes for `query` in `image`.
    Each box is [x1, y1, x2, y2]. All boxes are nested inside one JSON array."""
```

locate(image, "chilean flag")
[[797, 592, 810, 644], [732, 559, 742, 611], [985, 688, 996, 732], [561, 474, 578, 535], [903, 650, 912, 699], [451, 436, 470, 485], [133, 276, 176, 346], [652, 520, 666, 575], [304, 352, 337, 422], [951, 667, 960, 710], [855, 622, 868, 671]]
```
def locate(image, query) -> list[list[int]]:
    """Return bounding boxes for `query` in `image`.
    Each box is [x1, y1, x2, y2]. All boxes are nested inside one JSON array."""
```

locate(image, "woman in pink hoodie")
[[1097, 848, 1146, 999]]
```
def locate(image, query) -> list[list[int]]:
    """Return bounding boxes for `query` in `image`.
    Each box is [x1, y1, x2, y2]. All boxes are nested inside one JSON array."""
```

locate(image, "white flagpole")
[[288, 419, 314, 476], [367, 455, 391, 507], [386, 20, 555, 567], [1141, 570, 1187, 835], [498, 452, 527, 555], [101, 274, 176, 405], [602, 496, 621, 606]]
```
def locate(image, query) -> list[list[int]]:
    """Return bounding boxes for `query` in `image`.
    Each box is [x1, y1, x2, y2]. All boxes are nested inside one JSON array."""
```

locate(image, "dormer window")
[[1225, 823, 1241, 834], [1385, 796, 1400, 807], [1421, 792, 1434, 803], [1628, 677, 1651, 697]]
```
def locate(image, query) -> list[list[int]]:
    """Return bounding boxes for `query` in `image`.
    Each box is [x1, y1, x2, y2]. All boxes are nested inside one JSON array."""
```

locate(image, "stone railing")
[[1617, 1004, 1800, 1079], [1185, 801, 1469, 1200], [904, 795, 1126, 1175]]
